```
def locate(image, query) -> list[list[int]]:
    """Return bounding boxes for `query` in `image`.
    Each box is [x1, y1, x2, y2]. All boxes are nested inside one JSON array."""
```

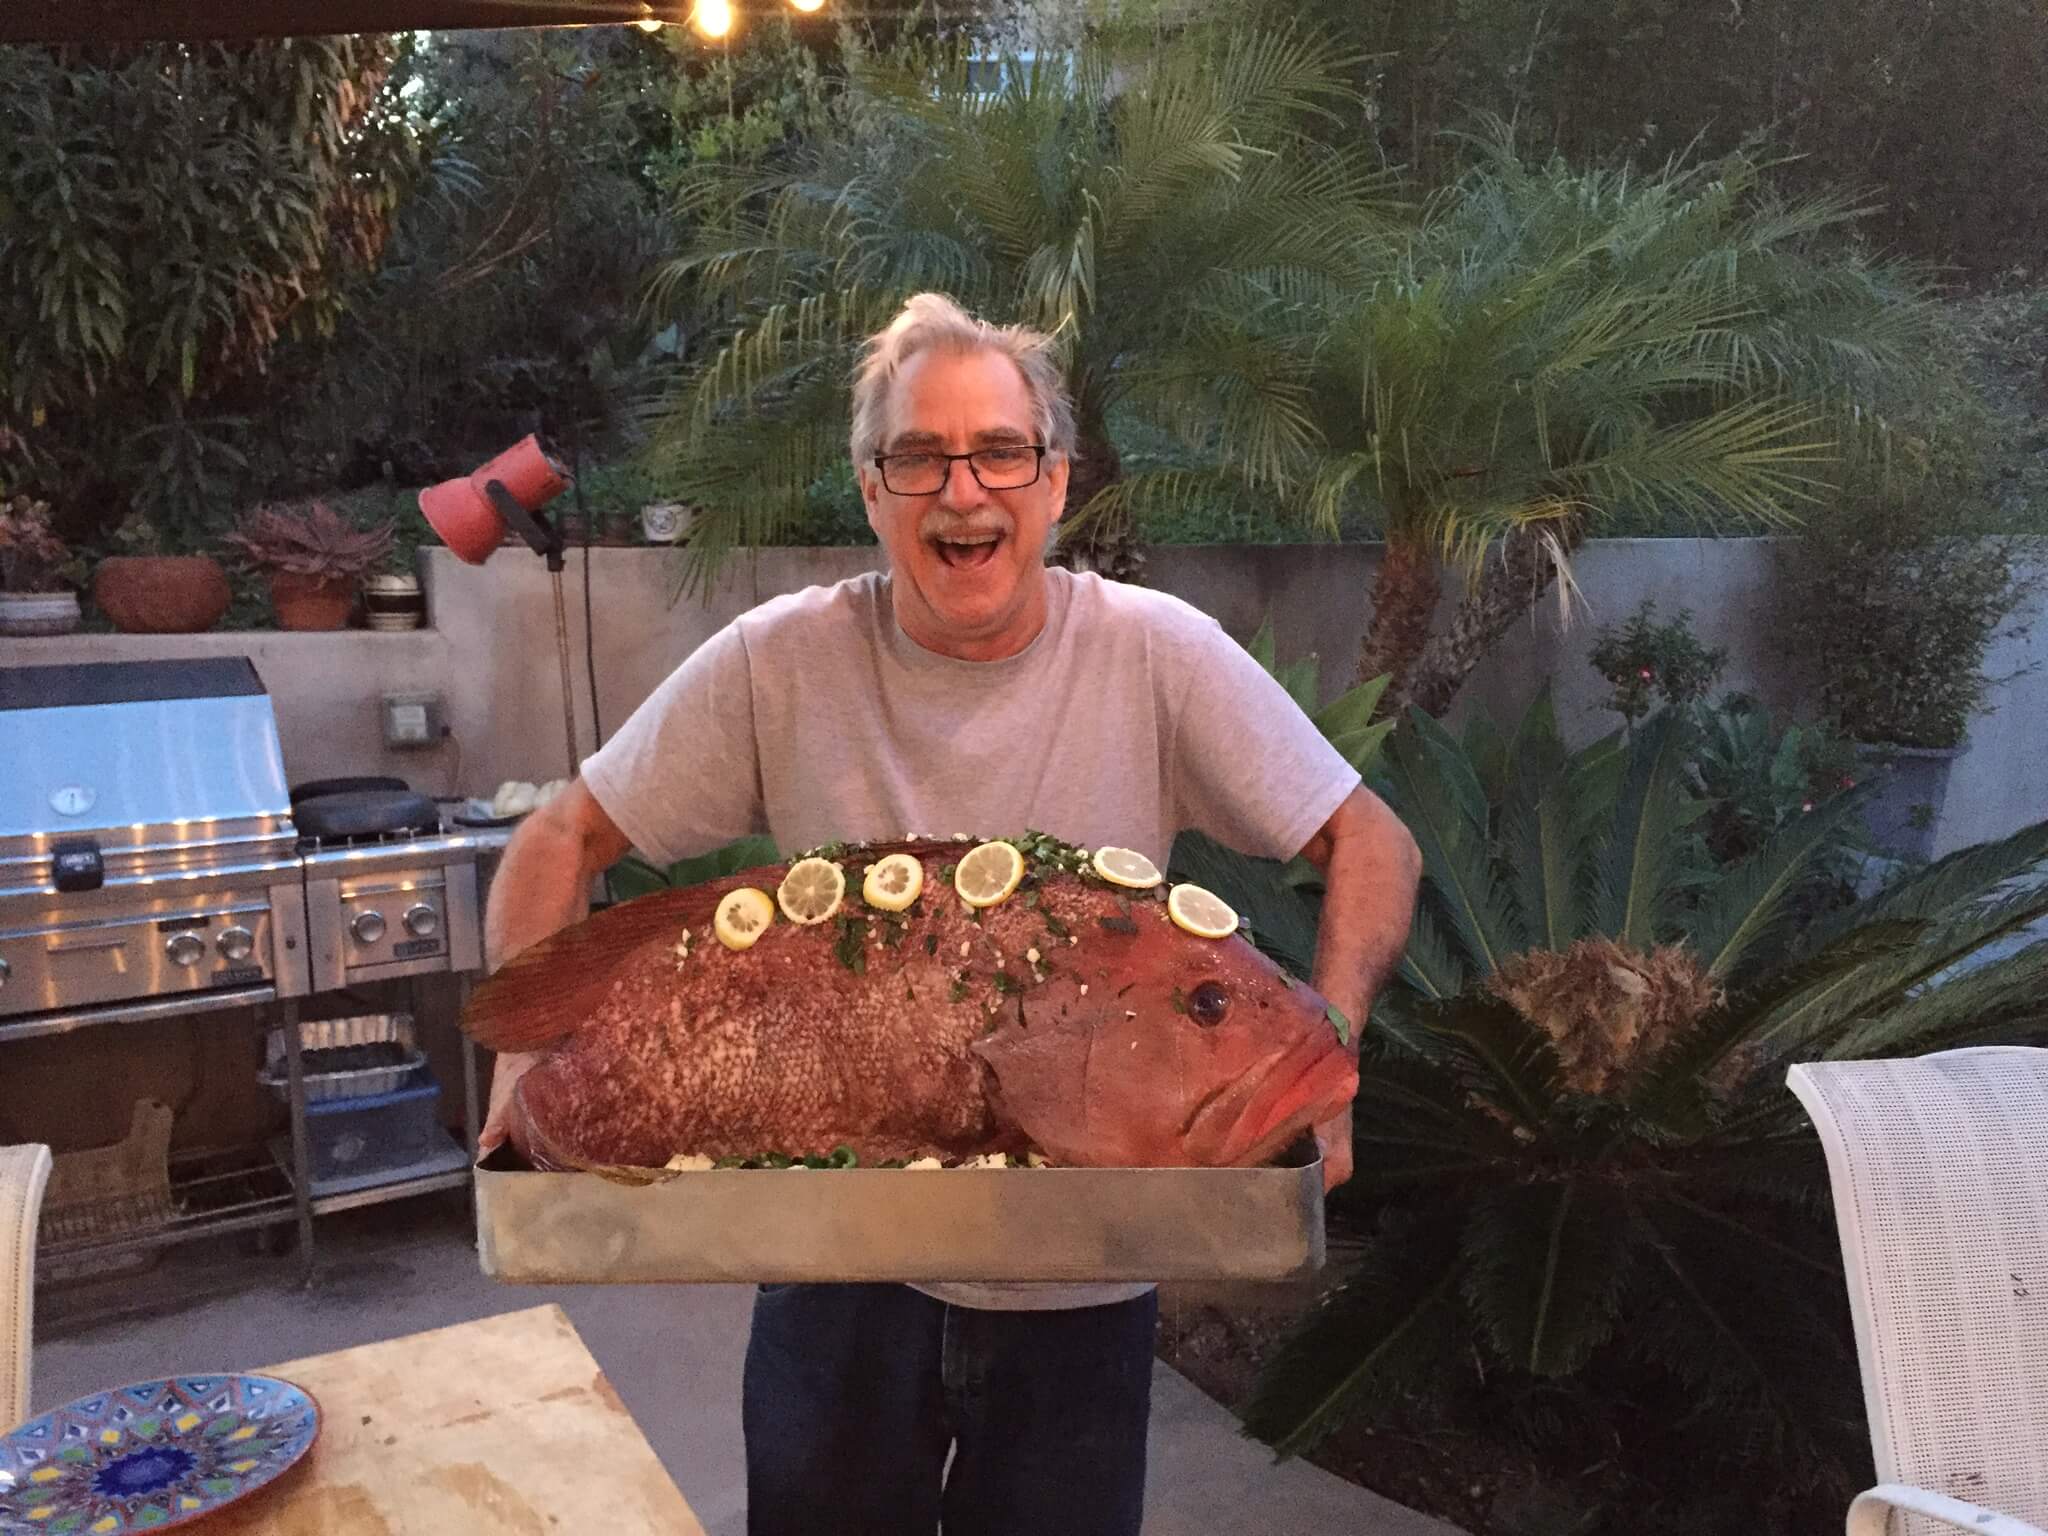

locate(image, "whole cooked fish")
[[462, 834, 1357, 1172]]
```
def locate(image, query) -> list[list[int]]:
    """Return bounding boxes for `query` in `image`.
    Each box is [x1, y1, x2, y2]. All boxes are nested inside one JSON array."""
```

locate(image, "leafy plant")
[[643, 23, 1391, 589], [1776, 491, 2040, 749], [0, 37, 423, 541], [1587, 600, 1728, 727], [1686, 692, 1863, 872], [606, 835, 783, 902], [1295, 125, 1933, 721], [1235, 697, 2048, 1528], [225, 501, 395, 580], [0, 495, 84, 593]]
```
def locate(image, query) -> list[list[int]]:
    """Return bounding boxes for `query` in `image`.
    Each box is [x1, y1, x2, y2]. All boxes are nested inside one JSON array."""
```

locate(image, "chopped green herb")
[[949, 979, 970, 1004], [833, 920, 867, 973], [1098, 914, 1140, 937], [1326, 1003, 1353, 1046], [939, 863, 956, 884], [1043, 911, 1071, 940], [992, 971, 1020, 995], [1170, 987, 1188, 1014], [1022, 890, 1041, 910], [968, 907, 983, 925], [923, 933, 939, 956]]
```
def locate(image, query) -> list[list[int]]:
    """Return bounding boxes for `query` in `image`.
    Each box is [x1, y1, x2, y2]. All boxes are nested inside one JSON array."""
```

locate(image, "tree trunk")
[[1052, 412, 1144, 583], [1357, 536, 1441, 711], [1398, 519, 1587, 718]]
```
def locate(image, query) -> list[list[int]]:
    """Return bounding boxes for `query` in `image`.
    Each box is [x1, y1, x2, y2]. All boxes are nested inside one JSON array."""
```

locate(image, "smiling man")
[[478, 292, 1422, 1536]]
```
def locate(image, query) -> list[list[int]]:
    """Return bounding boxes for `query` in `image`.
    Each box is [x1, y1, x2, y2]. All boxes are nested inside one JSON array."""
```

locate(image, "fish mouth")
[[1185, 1036, 1358, 1168]]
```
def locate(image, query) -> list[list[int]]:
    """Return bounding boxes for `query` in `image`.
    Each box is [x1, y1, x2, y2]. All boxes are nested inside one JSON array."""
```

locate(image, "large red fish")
[[463, 835, 1357, 1172]]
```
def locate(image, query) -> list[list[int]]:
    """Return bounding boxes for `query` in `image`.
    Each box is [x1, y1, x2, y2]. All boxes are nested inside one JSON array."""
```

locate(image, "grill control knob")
[[402, 903, 440, 939], [165, 932, 206, 968], [217, 926, 256, 962], [350, 910, 387, 945]]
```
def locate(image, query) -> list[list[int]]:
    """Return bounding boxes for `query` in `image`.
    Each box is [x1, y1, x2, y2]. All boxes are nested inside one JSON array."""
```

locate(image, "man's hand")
[[475, 778, 630, 1154], [1298, 785, 1423, 1194]]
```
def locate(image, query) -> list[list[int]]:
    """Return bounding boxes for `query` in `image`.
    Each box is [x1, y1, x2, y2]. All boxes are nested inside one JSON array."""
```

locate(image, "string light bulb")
[[789, 0, 825, 10], [692, 0, 733, 36], [635, 15, 665, 29]]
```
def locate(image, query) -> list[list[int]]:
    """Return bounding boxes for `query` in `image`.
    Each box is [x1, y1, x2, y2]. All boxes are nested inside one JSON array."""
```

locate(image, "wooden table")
[[210, 1305, 708, 1534]]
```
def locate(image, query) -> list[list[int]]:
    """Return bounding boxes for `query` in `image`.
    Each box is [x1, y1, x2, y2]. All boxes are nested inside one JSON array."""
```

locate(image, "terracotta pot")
[[0, 590, 81, 636], [269, 571, 357, 631], [93, 555, 232, 633]]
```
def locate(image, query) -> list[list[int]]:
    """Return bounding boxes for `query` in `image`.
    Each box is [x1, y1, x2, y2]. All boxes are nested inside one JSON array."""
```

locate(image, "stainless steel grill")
[[0, 657, 504, 1278]]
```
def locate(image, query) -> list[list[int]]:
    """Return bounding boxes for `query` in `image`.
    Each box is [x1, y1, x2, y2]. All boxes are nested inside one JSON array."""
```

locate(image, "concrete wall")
[[6, 538, 2042, 859]]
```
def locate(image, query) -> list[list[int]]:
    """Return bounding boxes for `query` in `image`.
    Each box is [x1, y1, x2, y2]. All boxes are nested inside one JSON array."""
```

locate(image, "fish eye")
[[1189, 981, 1230, 1026]]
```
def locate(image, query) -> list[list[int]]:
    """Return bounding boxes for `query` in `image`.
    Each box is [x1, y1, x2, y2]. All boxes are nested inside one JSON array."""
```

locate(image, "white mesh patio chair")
[[0, 1143, 53, 1432], [1787, 1047, 2048, 1536]]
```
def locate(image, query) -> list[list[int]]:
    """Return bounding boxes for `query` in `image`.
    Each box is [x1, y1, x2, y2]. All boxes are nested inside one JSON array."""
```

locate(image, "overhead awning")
[[0, 1, 689, 45]]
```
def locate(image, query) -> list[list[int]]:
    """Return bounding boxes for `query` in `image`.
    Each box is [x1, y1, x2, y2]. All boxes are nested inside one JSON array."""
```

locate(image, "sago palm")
[[1296, 125, 1935, 718], [641, 25, 1393, 588], [1237, 697, 2048, 1520]]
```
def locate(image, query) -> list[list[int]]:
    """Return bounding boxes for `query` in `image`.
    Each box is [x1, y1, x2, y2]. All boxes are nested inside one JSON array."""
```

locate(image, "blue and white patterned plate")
[[0, 1373, 319, 1533]]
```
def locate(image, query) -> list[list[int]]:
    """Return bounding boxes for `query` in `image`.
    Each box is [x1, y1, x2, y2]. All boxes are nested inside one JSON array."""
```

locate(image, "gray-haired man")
[[479, 292, 1421, 1534]]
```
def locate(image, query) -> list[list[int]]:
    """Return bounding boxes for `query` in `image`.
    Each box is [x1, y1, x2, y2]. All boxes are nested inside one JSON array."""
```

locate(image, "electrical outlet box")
[[381, 691, 445, 750]]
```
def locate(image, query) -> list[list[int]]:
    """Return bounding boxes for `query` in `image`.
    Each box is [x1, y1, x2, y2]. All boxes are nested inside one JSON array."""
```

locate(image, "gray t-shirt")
[[581, 566, 1359, 1310]]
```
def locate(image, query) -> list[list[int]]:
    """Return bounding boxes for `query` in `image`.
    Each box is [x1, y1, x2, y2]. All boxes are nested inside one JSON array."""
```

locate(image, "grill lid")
[[0, 658, 297, 890]]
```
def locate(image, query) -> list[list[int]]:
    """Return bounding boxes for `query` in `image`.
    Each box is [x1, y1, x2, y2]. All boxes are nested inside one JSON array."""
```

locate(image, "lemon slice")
[[713, 887, 775, 950], [1167, 882, 1238, 939], [776, 857, 846, 925], [862, 852, 924, 911], [954, 840, 1026, 908], [1091, 846, 1163, 889]]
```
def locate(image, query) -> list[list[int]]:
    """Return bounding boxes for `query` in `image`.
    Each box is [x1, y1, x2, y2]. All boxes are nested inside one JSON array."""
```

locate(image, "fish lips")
[[1181, 1031, 1359, 1169]]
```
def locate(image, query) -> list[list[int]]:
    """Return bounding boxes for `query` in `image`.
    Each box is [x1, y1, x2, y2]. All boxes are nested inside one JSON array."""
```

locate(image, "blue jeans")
[[742, 1283, 1158, 1536]]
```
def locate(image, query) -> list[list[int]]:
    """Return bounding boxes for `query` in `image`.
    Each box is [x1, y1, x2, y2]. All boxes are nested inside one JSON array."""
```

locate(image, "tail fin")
[[460, 881, 732, 1054]]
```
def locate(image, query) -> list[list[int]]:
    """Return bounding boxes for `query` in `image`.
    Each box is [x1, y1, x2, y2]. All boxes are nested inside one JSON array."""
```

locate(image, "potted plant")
[[92, 514, 233, 633], [1777, 492, 2039, 860], [0, 493, 86, 635], [225, 499, 395, 631]]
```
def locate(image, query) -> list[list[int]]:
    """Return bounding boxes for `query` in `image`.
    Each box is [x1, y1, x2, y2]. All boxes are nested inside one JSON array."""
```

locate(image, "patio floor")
[[29, 1195, 1462, 1536]]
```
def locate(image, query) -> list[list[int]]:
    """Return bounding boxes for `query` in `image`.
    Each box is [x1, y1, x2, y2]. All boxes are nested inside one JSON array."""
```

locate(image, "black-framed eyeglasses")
[[872, 444, 1047, 496]]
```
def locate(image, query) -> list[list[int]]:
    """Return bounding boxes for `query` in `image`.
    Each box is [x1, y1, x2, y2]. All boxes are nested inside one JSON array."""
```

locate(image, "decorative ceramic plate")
[[0, 1374, 319, 1534]]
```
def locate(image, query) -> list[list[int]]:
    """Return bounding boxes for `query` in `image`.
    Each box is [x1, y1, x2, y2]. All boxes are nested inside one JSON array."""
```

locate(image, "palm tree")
[[1234, 697, 2048, 1522], [640, 25, 1394, 587], [1293, 126, 1935, 718]]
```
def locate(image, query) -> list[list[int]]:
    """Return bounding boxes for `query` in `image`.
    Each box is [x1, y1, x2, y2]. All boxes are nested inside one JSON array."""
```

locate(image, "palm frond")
[[1591, 712, 1702, 947], [1383, 710, 1524, 971], [1167, 829, 1321, 979], [1826, 939, 2048, 1060], [1681, 788, 1872, 983], [1240, 1206, 1467, 1459], [1461, 1181, 1636, 1376]]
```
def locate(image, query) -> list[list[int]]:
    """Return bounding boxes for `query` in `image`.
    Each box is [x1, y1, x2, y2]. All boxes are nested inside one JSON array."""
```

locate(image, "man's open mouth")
[[932, 530, 1004, 570]]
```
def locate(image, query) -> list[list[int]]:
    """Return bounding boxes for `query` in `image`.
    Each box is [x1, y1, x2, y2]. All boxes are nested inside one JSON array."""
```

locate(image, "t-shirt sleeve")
[[578, 621, 765, 866], [1164, 611, 1361, 862]]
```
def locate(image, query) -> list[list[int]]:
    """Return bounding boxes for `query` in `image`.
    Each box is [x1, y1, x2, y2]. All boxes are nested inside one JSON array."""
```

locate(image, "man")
[[478, 292, 1422, 1536]]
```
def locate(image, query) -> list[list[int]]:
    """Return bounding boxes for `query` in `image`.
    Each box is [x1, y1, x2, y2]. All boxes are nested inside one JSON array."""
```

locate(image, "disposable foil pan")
[[474, 1139, 1325, 1285], [258, 1012, 425, 1103]]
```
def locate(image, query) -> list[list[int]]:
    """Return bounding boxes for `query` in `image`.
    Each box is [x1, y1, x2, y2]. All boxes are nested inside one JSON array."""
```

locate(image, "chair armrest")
[[1848, 1483, 2048, 1536]]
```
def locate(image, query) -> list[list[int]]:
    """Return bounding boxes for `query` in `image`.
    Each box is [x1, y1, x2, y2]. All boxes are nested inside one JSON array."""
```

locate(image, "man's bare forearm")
[[1307, 787, 1422, 1043], [1298, 785, 1423, 1189], [483, 780, 628, 973]]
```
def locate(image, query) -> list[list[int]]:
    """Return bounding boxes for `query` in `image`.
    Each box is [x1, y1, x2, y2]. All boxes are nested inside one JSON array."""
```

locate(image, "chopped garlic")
[[962, 1152, 1011, 1169], [1025, 1152, 1051, 1168], [1026, 947, 1040, 964], [960, 940, 972, 957], [905, 1156, 944, 1170], [1079, 984, 1089, 996], [663, 1153, 715, 1172]]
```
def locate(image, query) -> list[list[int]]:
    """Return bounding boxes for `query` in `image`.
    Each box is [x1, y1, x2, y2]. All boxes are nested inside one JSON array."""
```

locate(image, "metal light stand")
[[483, 478, 582, 779]]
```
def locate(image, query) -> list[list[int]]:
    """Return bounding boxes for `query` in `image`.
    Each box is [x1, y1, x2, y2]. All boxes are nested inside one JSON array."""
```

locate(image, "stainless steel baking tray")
[[473, 1140, 1325, 1285], [258, 1012, 425, 1103]]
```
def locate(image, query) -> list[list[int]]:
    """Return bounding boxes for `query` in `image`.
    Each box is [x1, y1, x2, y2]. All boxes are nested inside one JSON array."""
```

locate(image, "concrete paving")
[[29, 1196, 1460, 1536]]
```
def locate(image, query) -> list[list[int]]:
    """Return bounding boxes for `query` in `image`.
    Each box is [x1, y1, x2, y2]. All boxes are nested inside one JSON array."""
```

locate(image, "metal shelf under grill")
[[37, 1144, 298, 1270]]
